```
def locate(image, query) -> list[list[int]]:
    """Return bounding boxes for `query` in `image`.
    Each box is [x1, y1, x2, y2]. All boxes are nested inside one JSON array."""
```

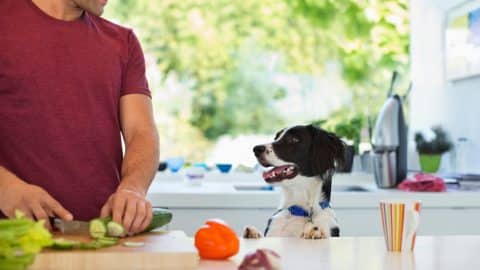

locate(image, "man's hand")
[[0, 179, 73, 230], [100, 186, 152, 235]]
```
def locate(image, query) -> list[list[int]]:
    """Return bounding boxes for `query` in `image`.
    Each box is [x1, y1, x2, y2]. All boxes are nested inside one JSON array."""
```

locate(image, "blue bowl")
[[216, 163, 232, 173], [166, 157, 185, 173]]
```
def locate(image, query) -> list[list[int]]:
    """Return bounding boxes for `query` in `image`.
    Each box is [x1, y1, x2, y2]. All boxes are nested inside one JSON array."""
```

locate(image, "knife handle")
[[49, 216, 60, 231]]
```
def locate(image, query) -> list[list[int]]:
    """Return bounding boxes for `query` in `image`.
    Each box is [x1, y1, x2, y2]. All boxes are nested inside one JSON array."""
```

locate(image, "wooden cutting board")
[[30, 230, 199, 270]]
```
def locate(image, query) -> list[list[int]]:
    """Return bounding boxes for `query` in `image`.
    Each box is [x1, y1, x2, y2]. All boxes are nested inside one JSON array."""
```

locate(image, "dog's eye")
[[286, 136, 300, 144]]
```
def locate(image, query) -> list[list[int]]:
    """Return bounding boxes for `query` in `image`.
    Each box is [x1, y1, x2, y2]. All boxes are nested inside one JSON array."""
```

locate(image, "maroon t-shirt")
[[0, 0, 150, 220]]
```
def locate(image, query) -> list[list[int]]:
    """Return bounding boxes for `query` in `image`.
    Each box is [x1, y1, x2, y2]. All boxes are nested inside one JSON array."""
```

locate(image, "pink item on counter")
[[397, 173, 446, 192]]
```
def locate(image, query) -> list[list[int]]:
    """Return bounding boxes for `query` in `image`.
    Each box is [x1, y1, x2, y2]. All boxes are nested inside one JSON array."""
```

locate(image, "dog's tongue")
[[262, 165, 297, 181]]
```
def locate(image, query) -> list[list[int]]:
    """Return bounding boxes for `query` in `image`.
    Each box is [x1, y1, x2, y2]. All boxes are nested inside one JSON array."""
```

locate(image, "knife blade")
[[53, 218, 90, 235]]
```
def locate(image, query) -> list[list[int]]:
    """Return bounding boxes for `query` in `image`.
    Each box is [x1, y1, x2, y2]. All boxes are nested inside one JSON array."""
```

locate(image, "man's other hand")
[[100, 187, 152, 235]]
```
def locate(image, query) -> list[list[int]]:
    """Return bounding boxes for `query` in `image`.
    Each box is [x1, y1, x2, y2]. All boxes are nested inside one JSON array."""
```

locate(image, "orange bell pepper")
[[194, 219, 240, 260]]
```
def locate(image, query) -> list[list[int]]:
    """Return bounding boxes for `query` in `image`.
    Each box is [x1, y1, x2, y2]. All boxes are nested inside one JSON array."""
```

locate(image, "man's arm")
[[100, 94, 159, 234], [119, 94, 159, 193]]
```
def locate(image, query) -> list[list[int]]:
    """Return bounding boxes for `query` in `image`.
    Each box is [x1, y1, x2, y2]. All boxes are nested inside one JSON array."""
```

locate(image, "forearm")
[[0, 166, 24, 191], [119, 129, 159, 195]]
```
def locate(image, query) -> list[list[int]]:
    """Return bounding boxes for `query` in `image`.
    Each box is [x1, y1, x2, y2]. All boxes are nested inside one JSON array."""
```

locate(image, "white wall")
[[410, 0, 480, 173]]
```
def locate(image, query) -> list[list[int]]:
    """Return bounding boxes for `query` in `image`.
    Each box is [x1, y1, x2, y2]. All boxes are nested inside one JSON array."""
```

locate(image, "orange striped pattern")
[[380, 201, 408, 252], [411, 201, 421, 251]]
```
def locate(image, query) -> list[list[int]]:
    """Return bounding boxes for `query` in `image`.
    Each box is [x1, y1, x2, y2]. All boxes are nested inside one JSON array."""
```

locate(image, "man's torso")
[[0, 0, 140, 220]]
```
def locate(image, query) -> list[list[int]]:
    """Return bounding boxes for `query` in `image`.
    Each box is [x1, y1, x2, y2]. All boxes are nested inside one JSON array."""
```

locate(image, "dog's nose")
[[253, 145, 266, 157]]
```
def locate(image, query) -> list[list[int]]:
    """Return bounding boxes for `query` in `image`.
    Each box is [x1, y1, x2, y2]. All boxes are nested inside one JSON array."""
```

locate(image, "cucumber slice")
[[89, 218, 110, 239], [123, 241, 145, 247], [51, 238, 80, 250], [79, 241, 105, 250], [51, 237, 117, 250], [97, 236, 119, 242], [107, 221, 126, 237], [96, 237, 119, 245], [78, 239, 117, 250]]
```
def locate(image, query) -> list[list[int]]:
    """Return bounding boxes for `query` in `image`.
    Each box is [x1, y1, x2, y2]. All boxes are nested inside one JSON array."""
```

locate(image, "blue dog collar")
[[287, 205, 311, 217], [319, 200, 331, 209], [287, 201, 331, 217]]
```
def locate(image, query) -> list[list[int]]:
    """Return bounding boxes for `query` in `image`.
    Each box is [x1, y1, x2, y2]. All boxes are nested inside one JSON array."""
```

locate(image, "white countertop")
[[198, 235, 480, 270], [147, 172, 480, 209]]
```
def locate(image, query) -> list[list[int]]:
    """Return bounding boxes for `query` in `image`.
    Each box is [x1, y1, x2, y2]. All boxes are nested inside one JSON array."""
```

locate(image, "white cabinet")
[[150, 172, 480, 237], [163, 208, 273, 236], [335, 208, 480, 236]]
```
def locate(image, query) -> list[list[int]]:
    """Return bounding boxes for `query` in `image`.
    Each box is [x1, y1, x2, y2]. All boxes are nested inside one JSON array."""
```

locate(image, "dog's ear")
[[274, 128, 285, 141], [308, 124, 346, 177]]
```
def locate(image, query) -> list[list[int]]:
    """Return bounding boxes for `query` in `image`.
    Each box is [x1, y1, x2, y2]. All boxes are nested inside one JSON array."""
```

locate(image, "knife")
[[53, 218, 90, 235]]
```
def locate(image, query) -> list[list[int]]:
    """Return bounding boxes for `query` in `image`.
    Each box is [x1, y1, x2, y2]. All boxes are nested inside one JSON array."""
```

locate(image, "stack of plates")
[[441, 173, 480, 191]]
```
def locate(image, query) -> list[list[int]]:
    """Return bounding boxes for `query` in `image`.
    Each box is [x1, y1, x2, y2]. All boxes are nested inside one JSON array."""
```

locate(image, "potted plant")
[[414, 126, 452, 173]]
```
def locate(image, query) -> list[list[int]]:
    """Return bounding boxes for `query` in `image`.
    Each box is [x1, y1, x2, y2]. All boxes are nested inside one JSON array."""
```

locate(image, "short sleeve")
[[120, 30, 150, 97]]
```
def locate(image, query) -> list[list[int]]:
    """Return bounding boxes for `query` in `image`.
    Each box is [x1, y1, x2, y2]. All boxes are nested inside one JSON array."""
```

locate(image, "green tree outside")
[[105, 0, 409, 161]]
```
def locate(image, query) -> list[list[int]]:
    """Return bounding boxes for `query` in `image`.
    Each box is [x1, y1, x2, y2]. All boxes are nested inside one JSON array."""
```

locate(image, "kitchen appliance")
[[371, 72, 408, 188]]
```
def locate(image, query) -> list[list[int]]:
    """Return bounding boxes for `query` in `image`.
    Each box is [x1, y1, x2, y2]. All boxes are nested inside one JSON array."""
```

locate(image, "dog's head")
[[253, 124, 345, 183]]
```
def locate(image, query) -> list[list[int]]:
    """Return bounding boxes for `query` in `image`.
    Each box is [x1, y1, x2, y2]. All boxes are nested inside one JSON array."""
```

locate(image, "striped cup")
[[379, 200, 421, 252]]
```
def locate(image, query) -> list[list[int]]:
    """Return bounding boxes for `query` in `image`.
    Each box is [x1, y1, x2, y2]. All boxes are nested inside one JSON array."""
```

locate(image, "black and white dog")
[[244, 124, 345, 239]]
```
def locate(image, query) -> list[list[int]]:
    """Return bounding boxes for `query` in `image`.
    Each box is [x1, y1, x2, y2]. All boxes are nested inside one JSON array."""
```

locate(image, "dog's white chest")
[[266, 212, 310, 237]]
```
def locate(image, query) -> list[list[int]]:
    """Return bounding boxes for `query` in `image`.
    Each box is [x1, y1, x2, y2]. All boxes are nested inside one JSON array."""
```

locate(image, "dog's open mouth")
[[262, 165, 298, 183]]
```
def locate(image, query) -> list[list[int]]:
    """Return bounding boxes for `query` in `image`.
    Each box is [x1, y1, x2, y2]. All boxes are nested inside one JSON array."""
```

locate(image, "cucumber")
[[143, 208, 172, 232], [51, 238, 80, 250], [123, 241, 145, 248], [89, 208, 172, 239]]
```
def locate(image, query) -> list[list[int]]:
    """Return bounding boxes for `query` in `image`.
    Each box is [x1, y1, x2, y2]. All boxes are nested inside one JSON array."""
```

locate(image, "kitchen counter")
[[199, 235, 480, 270], [32, 233, 480, 269], [148, 172, 480, 236], [147, 172, 480, 209]]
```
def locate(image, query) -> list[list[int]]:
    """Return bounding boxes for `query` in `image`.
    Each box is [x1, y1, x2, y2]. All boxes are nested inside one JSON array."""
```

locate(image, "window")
[[105, 0, 409, 168]]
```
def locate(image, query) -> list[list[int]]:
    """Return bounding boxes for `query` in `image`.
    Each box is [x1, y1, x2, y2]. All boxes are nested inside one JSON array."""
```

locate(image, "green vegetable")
[[89, 208, 172, 238], [89, 218, 110, 239], [96, 237, 118, 245], [0, 211, 53, 270], [143, 208, 172, 232], [123, 241, 145, 248], [81, 238, 117, 249], [96, 236, 119, 242], [78, 241, 105, 250], [51, 237, 118, 251], [51, 239, 79, 250], [107, 221, 125, 237], [78, 240, 117, 250], [0, 254, 35, 270]]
